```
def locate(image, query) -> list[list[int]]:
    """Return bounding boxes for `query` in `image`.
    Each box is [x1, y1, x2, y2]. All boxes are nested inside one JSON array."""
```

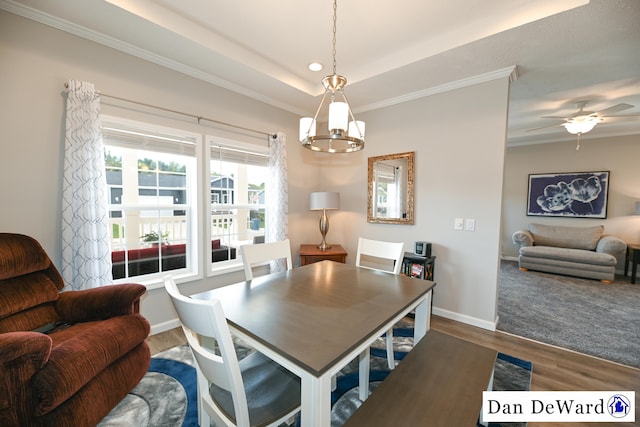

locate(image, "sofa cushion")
[[528, 223, 603, 250], [32, 314, 150, 415], [520, 246, 616, 266]]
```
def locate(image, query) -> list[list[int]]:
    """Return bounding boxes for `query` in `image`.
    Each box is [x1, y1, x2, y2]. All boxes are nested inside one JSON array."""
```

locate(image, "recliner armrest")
[[55, 283, 146, 322], [0, 332, 51, 418], [512, 230, 534, 250]]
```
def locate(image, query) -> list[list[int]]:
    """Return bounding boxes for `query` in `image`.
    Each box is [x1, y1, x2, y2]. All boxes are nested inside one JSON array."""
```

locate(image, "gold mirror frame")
[[367, 151, 415, 224]]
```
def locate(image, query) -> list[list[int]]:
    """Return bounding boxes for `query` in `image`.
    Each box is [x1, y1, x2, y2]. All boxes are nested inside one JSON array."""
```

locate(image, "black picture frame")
[[526, 171, 609, 218]]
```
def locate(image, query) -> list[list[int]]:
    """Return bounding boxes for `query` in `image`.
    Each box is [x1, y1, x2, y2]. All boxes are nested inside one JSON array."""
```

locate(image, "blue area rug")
[[100, 323, 531, 427], [99, 345, 198, 427]]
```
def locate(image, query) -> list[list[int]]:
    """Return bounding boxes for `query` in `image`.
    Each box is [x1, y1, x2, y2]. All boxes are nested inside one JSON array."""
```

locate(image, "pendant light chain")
[[331, 0, 337, 75]]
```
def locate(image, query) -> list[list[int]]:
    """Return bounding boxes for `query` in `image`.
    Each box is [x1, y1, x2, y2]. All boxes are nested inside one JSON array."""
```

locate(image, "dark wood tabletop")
[[192, 260, 436, 376]]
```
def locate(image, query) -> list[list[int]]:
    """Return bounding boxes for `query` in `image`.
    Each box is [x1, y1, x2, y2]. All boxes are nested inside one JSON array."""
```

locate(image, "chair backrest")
[[164, 276, 251, 426], [355, 237, 405, 274], [239, 239, 292, 280]]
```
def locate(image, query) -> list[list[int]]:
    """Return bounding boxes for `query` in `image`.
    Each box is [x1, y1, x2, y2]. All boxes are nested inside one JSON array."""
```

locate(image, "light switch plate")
[[465, 218, 475, 231], [454, 218, 464, 230]]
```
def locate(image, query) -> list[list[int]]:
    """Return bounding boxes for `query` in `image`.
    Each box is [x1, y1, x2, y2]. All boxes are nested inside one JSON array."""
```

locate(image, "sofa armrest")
[[55, 283, 146, 322], [512, 230, 534, 250], [596, 236, 627, 264]]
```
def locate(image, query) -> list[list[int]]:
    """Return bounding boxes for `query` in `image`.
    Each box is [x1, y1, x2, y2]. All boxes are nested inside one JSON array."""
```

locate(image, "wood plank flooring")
[[146, 315, 639, 426]]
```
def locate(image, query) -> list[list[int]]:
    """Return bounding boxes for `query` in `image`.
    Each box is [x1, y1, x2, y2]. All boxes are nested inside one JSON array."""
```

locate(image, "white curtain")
[[266, 132, 289, 272], [61, 80, 112, 291]]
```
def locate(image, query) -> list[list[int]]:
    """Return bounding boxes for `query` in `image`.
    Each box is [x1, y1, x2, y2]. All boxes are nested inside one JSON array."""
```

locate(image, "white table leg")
[[301, 373, 332, 427], [479, 364, 495, 426], [358, 347, 370, 401], [413, 290, 432, 343]]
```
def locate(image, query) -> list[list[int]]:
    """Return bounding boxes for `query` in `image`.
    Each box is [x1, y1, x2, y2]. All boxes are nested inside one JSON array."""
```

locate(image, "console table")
[[401, 252, 436, 280], [300, 244, 347, 266], [624, 244, 640, 284]]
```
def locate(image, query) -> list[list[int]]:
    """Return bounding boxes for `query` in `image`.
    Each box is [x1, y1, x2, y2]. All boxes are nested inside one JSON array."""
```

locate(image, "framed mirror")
[[367, 151, 415, 224]]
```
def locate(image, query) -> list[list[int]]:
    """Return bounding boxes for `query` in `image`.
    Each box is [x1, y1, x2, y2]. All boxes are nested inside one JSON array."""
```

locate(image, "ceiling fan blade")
[[540, 116, 569, 120], [597, 103, 634, 115], [526, 122, 565, 132], [601, 112, 640, 118]]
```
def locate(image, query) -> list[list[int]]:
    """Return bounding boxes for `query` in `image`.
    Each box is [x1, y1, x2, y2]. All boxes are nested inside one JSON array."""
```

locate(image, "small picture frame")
[[527, 171, 609, 218]]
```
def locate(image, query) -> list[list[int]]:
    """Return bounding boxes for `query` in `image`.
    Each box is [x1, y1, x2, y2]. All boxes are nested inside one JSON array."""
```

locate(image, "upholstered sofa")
[[0, 233, 151, 426], [111, 239, 236, 279], [512, 223, 627, 283]]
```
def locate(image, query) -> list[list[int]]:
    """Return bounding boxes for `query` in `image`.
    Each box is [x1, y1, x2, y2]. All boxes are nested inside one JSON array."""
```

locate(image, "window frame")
[[206, 135, 269, 276], [101, 115, 202, 287], [101, 115, 271, 286]]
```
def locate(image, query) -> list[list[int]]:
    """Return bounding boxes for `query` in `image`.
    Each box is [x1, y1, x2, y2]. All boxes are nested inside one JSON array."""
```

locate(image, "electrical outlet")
[[454, 218, 464, 231], [465, 218, 476, 231]]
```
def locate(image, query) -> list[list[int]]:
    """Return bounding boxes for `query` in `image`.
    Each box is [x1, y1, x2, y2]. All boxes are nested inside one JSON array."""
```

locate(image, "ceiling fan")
[[527, 101, 640, 150]]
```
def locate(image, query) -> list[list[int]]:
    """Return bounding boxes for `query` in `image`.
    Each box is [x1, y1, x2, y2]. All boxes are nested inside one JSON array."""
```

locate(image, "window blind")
[[101, 122, 197, 157]]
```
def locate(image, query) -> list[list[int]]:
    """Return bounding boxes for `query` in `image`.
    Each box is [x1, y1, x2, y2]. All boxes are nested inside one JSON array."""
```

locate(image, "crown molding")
[[354, 66, 518, 114], [0, 0, 304, 115]]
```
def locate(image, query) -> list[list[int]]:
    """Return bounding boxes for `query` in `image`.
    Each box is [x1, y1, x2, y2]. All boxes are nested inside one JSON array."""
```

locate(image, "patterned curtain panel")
[[61, 80, 112, 290], [266, 132, 289, 272]]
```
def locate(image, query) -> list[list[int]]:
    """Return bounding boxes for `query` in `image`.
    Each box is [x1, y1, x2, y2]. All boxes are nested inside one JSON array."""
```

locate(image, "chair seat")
[[210, 351, 301, 426]]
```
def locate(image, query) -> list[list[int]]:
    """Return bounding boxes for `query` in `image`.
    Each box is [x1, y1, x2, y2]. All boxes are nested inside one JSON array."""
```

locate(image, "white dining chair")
[[240, 239, 293, 280], [164, 276, 301, 427], [355, 237, 405, 369]]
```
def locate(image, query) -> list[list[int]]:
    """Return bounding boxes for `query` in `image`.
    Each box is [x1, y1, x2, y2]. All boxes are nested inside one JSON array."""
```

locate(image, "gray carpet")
[[498, 260, 640, 369]]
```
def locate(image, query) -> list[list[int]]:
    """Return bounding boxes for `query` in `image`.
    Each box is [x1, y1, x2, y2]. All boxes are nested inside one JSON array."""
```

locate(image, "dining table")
[[192, 260, 437, 427]]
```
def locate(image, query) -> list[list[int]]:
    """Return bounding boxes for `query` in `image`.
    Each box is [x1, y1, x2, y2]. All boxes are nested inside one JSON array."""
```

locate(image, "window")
[[102, 118, 199, 281], [101, 117, 271, 282], [208, 138, 268, 271]]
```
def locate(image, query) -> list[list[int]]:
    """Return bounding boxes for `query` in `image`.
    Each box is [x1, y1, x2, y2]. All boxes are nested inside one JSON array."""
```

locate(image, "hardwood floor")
[[146, 315, 639, 426]]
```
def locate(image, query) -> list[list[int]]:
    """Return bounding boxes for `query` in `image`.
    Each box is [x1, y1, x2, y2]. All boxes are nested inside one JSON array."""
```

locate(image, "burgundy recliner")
[[0, 233, 150, 426]]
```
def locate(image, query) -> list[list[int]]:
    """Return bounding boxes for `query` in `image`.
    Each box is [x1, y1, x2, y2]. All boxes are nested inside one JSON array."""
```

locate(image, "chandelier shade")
[[299, 0, 365, 153]]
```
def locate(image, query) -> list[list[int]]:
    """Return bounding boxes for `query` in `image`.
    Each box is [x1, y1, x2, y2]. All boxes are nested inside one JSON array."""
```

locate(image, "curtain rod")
[[63, 83, 276, 139]]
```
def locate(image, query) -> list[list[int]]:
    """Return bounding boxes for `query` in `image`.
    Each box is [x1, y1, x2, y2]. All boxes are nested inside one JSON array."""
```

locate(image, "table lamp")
[[310, 192, 340, 250]]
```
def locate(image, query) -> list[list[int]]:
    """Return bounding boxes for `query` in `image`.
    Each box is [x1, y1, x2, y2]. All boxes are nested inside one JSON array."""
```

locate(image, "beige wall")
[[502, 135, 640, 265], [0, 11, 320, 330], [1, 10, 512, 332], [318, 79, 511, 329]]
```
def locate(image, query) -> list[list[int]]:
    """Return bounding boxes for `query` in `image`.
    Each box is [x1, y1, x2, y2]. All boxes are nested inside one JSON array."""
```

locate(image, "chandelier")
[[299, 0, 365, 153]]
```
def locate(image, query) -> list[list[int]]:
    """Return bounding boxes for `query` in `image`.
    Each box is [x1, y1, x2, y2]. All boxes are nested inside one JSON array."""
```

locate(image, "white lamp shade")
[[310, 192, 340, 210], [299, 117, 316, 141], [348, 120, 365, 138], [328, 102, 348, 131]]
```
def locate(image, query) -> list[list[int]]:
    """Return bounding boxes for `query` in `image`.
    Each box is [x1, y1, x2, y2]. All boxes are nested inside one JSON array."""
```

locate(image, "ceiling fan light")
[[563, 115, 600, 134]]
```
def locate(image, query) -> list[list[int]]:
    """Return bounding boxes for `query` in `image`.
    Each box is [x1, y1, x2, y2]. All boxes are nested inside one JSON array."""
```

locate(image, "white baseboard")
[[433, 306, 497, 332], [150, 318, 181, 336], [501, 255, 518, 262]]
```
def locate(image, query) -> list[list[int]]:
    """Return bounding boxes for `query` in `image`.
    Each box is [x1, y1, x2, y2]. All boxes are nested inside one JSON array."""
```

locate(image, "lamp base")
[[318, 209, 332, 251], [317, 241, 332, 251]]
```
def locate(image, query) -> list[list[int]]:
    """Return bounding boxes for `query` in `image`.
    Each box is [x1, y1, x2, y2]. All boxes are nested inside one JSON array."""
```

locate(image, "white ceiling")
[[2, 0, 640, 146]]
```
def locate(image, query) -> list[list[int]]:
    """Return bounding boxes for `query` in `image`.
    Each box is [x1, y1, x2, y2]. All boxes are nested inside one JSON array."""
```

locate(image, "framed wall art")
[[527, 171, 609, 218]]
